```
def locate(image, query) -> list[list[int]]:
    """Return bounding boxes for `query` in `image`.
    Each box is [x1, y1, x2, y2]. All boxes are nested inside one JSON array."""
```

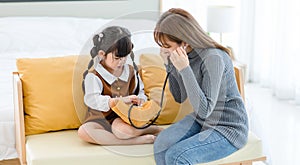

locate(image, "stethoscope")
[[127, 54, 172, 129]]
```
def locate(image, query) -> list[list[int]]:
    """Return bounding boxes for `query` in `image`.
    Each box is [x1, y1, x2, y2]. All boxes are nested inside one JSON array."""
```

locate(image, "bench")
[[13, 54, 266, 165]]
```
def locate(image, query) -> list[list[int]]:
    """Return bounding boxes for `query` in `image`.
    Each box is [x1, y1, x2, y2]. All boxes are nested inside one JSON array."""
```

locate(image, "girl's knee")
[[112, 128, 135, 139], [112, 119, 139, 139], [77, 124, 96, 144], [112, 124, 137, 139], [78, 126, 88, 140]]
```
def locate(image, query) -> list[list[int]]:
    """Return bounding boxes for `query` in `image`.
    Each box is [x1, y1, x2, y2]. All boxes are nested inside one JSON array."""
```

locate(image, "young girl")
[[153, 8, 249, 164], [78, 26, 162, 145]]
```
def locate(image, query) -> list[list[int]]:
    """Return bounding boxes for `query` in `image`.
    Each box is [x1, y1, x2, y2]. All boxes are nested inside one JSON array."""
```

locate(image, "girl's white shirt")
[[84, 60, 147, 112]]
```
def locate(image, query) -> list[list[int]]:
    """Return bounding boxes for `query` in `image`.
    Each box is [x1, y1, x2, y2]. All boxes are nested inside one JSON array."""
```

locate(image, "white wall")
[[0, 0, 160, 19]]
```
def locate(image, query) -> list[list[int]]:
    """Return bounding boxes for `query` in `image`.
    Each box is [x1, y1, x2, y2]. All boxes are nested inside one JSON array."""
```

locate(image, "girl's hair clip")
[[98, 33, 104, 42]]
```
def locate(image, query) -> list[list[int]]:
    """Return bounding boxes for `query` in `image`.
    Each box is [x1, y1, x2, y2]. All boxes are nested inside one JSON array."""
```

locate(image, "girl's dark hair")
[[82, 26, 133, 93]]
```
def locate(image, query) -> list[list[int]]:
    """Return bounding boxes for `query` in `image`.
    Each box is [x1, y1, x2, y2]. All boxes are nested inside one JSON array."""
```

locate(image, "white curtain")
[[239, 0, 300, 104]]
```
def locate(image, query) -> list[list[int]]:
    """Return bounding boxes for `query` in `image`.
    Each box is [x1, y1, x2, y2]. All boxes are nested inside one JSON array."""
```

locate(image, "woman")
[[153, 8, 248, 165]]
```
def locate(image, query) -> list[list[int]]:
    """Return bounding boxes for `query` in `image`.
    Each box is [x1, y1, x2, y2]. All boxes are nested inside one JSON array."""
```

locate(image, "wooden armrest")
[[13, 72, 27, 165], [233, 62, 245, 101]]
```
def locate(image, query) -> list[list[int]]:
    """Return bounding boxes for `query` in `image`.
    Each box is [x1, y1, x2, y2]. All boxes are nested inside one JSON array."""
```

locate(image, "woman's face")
[[160, 37, 190, 55], [161, 37, 181, 51]]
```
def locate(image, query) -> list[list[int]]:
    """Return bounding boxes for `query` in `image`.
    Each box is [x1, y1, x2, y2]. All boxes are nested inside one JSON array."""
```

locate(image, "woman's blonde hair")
[[154, 8, 233, 59]]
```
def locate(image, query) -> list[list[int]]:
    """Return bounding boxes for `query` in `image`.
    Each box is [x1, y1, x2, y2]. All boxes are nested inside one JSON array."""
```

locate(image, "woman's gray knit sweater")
[[167, 48, 249, 149]]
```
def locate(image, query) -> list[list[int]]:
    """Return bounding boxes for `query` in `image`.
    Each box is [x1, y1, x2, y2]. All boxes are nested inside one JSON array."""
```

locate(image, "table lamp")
[[207, 6, 236, 44]]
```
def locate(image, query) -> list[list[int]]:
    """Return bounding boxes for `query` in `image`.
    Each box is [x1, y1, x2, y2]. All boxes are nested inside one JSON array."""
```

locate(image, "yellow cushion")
[[139, 54, 193, 125], [17, 55, 90, 135]]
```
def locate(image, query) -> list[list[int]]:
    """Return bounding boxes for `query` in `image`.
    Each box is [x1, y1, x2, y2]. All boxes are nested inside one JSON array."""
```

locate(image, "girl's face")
[[102, 52, 128, 71]]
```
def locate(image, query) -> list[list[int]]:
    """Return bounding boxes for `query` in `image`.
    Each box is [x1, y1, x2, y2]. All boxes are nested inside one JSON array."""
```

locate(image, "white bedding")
[[0, 17, 159, 160]]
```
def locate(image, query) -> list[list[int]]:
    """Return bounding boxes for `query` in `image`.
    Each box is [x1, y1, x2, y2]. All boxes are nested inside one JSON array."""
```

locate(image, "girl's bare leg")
[[111, 118, 164, 140], [78, 122, 156, 145]]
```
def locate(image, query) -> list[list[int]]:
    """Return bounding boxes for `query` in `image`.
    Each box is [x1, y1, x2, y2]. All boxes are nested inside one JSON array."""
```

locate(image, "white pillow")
[[0, 17, 110, 55]]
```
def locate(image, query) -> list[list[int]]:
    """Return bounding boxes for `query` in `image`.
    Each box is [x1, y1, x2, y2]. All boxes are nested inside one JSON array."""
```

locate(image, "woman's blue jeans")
[[154, 114, 238, 165]]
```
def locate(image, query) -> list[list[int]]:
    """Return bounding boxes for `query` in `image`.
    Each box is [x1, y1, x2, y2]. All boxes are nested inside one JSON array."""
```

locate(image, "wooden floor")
[[0, 159, 20, 165]]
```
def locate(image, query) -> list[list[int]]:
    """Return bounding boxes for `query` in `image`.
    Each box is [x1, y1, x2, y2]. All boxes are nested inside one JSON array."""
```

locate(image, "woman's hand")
[[169, 46, 189, 71], [160, 48, 171, 65]]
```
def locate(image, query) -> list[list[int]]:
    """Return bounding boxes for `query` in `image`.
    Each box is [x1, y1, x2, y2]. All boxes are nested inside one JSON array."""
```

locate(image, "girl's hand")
[[109, 95, 144, 108], [119, 95, 138, 104], [160, 48, 171, 65], [169, 46, 189, 71], [119, 95, 145, 105], [136, 98, 145, 106], [130, 96, 145, 106]]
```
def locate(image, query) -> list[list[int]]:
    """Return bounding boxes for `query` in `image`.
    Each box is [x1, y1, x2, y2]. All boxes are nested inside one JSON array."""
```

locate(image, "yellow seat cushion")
[[139, 54, 193, 124], [26, 130, 155, 165], [25, 129, 263, 165], [17, 55, 90, 135]]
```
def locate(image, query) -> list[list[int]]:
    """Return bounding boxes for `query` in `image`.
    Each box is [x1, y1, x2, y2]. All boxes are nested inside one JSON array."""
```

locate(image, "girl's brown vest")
[[83, 65, 137, 132]]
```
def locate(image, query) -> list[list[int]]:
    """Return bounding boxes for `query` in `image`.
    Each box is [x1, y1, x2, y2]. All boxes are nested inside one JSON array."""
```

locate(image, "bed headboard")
[[0, 0, 161, 19]]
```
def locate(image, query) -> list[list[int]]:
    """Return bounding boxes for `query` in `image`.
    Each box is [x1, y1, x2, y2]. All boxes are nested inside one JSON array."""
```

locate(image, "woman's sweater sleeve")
[[178, 55, 225, 119]]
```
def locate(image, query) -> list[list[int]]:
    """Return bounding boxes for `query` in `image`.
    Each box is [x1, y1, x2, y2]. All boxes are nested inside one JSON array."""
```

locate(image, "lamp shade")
[[207, 6, 236, 33]]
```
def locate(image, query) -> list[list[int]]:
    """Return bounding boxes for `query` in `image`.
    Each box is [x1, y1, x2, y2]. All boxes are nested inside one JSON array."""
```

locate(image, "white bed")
[[0, 0, 161, 161]]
